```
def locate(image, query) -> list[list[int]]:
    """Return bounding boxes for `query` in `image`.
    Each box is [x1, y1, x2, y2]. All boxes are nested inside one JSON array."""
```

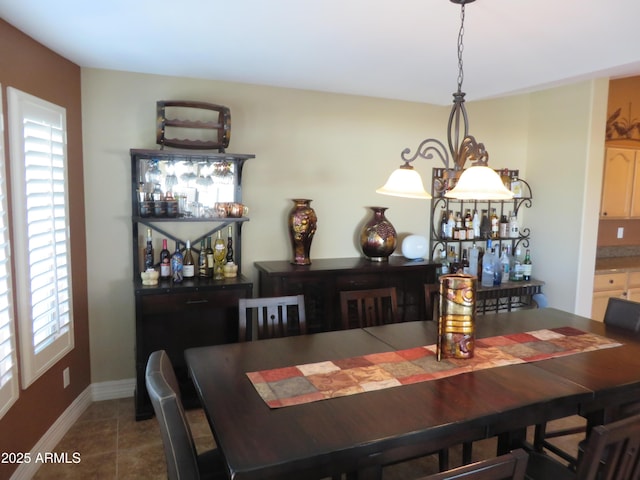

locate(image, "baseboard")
[[10, 386, 93, 480], [9, 379, 136, 480], [91, 377, 136, 401]]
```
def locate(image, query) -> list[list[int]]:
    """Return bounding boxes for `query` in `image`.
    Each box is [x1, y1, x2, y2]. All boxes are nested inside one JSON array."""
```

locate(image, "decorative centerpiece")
[[437, 273, 476, 361], [360, 206, 397, 262], [287, 199, 317, 265], [401, 235, 428, 260], [140, 269, 160, 286]]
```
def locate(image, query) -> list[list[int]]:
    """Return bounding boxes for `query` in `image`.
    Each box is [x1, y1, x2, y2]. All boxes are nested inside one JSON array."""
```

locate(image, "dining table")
[[185, 307, 640, 480]]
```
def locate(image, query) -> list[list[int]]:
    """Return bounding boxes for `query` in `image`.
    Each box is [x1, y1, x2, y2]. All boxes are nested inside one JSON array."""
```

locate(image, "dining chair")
[[238, 294, 307, 341], [526, 413, 640, 480], [533, 296, 640, 468], [340, 287, 398, 329], [145, 350, 227, 480], [414, 448, 529, 480], [424, 283, 439, 321]]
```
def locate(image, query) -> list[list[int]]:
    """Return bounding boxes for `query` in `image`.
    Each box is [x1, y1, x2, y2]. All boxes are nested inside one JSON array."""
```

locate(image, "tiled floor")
[[33, 397, 214, 479], [32, 397, 584, 479]]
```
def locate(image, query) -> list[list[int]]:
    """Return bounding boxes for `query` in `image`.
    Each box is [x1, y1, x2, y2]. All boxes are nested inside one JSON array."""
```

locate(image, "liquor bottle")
[[461, 248, 470, 274], [171, 241, 183, 283], [205, 236, 214, 278], [440, 210, 448, 239], [144, 228, 154, 271], [446, 211, 455, 240], [500, 246, 511, 283], [499, 213, 509, 238], [183, 240, 195, 279], [468, 243, 479, 277], [465, 209, 474, 240], [439, 249, 449, 276], [226, 226, 234, 263], [490, 208, 499, 239], [472, 210, 481, 239], [213, 230, 227, 280], [197, 239, 208, 278], [523, 249, 532, 281], [492, 245, 502, 286], [448, 246, 458, 274], [480, 209, 491, 239], [508, 211, 519, 239], [159, 238, 171, 280], [481, 239, 495, 287], [510, 247, 524, 281]]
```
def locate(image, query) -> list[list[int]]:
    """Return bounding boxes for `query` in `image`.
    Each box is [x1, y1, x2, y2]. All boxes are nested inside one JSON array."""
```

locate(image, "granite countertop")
[[595, 256, 640, 273]]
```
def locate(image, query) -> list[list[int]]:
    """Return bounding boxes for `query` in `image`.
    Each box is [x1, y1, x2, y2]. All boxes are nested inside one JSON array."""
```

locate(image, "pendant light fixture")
[[377, 0, 514, 201]]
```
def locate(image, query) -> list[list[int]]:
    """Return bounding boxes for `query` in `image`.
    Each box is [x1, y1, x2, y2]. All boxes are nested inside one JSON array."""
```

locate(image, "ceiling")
[[2, 0, 640, 105]]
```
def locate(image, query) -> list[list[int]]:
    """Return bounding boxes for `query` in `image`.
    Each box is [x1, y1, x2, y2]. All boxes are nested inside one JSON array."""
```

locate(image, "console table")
[[255, 257, 439, 332]]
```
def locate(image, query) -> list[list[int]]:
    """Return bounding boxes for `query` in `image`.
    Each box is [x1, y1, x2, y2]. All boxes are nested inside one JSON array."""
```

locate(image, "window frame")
[[7, 87, 74, 388], [0, 84, 19, 417]]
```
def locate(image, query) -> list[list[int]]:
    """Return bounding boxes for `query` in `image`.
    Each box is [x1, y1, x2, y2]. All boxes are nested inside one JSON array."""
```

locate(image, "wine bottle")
[[523, 249, 532, 281], [171, 241, 183, 283], [183, 240, 195, 279], [197, 239, 208, 278], [205, 236, 214, 278], [159, 239, 171, 280], [144, 228, 154, 271], [226, 226, 234, 263], [213, 231, 227, 280]]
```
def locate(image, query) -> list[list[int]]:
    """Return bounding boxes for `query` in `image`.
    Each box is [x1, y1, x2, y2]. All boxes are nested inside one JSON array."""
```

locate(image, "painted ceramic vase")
[[437, 273, 476, 361], [360, 207, 397, 262], [288, 199, 317, 265]]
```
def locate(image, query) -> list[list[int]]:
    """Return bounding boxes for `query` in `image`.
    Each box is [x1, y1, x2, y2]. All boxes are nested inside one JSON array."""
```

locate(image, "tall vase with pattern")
[[288, 199, 317, 265], [360, 206, 397, 262]]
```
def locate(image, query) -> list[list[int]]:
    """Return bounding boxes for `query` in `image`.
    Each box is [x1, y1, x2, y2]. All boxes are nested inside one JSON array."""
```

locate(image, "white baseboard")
[[91, 377, 136, 401], [10, 379, 135, 480]]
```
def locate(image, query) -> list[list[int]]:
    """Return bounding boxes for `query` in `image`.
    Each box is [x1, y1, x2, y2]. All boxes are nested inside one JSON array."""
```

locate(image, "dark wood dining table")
[[185, 308, 640, 480]]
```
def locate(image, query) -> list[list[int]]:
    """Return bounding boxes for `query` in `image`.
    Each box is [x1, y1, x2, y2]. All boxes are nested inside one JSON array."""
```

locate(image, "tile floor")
[[32, 397, 584, 479]]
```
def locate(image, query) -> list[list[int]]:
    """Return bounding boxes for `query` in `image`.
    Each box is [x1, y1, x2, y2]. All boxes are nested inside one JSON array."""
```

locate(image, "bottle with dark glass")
[[171, 241, 183, 283], [523, 249, 532, 281], [144, 228, 154, 271], [226, 226, 234, 263], [205, 236, 214, 278], [197, 239, 208, 278], [159, 238, 171, 280], [183, 240, 195, 279]]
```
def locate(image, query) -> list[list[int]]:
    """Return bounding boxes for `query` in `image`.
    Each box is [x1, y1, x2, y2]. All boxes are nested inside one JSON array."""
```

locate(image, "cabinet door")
[[601, 148, 635, 218], [591, 289, 625, 322], [627, 288, 640, 303], [632, 162, 640, 216]]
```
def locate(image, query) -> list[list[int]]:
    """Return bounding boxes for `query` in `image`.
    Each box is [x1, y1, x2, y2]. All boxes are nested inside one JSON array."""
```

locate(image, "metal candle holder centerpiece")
[[437, 273, 476, 361]]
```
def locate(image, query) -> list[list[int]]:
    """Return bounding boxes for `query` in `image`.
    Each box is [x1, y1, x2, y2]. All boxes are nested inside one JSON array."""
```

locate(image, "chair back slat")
[[576, 413, 640, 480], [340, 287, 398, 329], [416, 448, 528, 480], [239, 295, 306, 341]]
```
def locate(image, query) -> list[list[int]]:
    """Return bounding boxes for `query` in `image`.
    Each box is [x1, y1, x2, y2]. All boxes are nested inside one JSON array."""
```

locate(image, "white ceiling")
[[2, 0, 640, 105]]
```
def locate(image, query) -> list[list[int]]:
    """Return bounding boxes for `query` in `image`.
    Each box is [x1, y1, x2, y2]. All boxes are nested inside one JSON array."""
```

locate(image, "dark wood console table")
[[255, 257, 439, 332]]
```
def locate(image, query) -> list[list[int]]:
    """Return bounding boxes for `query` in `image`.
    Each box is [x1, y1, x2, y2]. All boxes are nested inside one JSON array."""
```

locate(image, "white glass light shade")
[[445, 166, 514, 200], [401, 235, 428, 260], [376, 167, 432, 199]]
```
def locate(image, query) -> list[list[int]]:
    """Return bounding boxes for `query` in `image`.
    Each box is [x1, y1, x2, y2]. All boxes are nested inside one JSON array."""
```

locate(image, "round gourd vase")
[[288, 199, 317, 265], [360, 206, 397, 262]]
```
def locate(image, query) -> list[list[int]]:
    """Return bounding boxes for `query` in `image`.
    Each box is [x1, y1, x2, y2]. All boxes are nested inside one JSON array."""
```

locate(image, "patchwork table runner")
[[246, 327, 621, 408]]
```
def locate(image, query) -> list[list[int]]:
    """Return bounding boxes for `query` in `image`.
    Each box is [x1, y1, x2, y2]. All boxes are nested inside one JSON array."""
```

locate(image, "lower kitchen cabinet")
[[134, 277, 252, 420]]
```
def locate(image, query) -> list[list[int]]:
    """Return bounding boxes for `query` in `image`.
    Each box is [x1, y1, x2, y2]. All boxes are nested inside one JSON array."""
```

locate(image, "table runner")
[[246, 327, 621, 408]]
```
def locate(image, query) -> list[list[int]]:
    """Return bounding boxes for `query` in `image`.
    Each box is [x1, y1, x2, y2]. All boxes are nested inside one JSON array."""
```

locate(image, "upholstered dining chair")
[[526, 413, 640, 480], [414, 448, 529, 480], [533, 296, 640, 468], [145, 350, 227, 480], [340, 287, 399, 329], [238, 294, 307, 342]]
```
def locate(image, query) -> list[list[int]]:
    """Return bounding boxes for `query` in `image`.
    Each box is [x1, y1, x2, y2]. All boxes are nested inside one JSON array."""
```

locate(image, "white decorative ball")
[[401, 235, 428, 260]]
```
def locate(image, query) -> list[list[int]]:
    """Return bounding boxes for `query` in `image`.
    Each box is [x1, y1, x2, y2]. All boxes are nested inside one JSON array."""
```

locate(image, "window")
[[8, 87, 74, 388], [0, 85, 19, 417]]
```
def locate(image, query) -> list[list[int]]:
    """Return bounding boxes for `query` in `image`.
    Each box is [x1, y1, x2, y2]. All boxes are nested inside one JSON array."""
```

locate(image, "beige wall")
[[81, 69, 608, 383]]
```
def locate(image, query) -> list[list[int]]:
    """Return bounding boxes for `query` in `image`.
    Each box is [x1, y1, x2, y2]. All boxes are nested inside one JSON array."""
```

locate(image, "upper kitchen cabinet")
[[600, 147, 640, 218]]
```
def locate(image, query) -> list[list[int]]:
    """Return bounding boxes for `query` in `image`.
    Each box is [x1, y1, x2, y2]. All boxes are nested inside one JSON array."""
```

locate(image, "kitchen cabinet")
[[591, 270, 640, 321], [600, 147, 640, 218], [131, 148, 254, 419]]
